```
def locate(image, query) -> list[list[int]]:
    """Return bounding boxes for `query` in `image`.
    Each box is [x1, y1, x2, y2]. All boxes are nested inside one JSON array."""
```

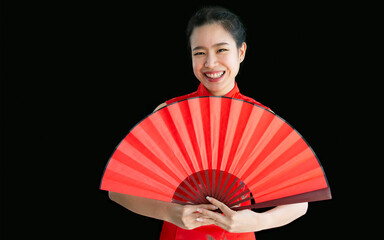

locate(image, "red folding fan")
[[100, 97, 331, 210]]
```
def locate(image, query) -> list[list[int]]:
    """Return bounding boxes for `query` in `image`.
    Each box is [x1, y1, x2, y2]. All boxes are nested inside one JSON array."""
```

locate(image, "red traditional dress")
[[159, 82, 270, 240]]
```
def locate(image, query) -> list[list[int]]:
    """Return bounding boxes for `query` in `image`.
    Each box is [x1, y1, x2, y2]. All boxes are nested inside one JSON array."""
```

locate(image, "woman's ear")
[[239, 42, 247, 63]]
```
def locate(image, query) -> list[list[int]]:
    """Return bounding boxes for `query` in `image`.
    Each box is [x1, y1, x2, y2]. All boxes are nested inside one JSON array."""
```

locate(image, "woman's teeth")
[[205, 71, 225, 78]]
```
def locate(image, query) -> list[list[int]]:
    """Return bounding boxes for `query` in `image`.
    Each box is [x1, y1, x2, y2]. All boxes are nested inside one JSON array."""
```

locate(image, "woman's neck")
[[206, 81, 235, 96]]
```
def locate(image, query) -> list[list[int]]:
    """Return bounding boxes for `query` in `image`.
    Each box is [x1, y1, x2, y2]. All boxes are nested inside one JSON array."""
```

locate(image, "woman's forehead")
[[190, 23, 237, 49]]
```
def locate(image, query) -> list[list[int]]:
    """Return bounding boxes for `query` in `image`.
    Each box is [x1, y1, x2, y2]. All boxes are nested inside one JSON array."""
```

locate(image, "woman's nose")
[[204, 54, 218, 68]]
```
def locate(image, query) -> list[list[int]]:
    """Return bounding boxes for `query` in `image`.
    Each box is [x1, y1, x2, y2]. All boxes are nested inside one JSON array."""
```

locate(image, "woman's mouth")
[[203, 71, 225, 82]]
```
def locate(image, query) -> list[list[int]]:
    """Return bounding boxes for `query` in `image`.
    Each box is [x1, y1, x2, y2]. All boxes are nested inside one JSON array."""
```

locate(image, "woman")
[[109, 6, 308, 240]]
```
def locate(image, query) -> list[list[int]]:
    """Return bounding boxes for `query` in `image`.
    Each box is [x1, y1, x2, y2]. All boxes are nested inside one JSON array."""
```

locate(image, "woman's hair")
[[186, 6, 246, 49]]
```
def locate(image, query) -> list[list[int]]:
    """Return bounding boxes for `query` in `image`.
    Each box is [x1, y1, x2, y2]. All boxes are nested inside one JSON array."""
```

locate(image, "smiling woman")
[[108, 6, 308, 240], [187, 7, 247, 96], [190, 24, 246, 96]]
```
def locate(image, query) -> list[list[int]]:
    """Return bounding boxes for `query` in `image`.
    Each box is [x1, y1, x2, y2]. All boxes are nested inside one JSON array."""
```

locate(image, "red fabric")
[[160, 223, 256, 240], [160, 82, 263, 240], [165, 82, 271, 112]]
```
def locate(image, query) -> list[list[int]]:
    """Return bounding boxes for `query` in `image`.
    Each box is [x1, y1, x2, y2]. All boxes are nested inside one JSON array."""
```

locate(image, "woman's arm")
[[108, 192, 173, 222], [108, 192, 217, 230], [260, 202, 308, 230]]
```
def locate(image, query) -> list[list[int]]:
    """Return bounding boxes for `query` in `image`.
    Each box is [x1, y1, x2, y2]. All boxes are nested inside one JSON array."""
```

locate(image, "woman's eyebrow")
[[192, 42, 230, 51]]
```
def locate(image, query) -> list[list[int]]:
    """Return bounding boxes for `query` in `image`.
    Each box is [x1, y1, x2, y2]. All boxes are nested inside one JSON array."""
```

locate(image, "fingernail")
[[197, 208, 202, 213], [196, 217, 203, 222], [206, 196, 210, 200]]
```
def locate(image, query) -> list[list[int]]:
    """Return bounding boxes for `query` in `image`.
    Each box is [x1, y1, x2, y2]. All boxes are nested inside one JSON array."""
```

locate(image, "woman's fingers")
[[198, 206, 227, 223], [175, 201, 232, 230], [187, 212, 215, 228], [205, 196, 234, 216], [196, 203, 219, 211]]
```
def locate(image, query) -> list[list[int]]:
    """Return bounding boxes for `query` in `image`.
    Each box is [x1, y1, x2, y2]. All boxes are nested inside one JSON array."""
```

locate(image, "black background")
[[2, 1, 383, 239]]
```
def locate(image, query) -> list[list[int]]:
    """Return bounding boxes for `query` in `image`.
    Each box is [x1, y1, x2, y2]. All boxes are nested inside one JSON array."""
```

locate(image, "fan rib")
[[204, 170, 212, 197], [219, 176, 239, 203], [183, 178, 207, 203], [216, 173, 232, 202], [227, 195, 253, 208], [173, 188, 200, 204], [213, 170, 224, 200], [224, 182, 248, 205]]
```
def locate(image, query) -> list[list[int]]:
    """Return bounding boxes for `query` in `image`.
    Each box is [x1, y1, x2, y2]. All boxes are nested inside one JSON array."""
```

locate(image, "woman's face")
[[190, 23, 246, 96]]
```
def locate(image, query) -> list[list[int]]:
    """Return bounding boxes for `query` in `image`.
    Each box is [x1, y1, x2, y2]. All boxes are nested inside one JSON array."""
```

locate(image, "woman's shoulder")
[[153, 102, 167, 112], [153, 91, 199, 112]]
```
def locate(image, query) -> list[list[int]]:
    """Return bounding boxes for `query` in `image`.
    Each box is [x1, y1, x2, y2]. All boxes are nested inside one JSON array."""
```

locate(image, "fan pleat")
[[217, 98, 232, 171], [228, 106, 264, 174], [119, 137, 180, 188], [243, 130, 305, 185], [179, 99, 204, 171], [246, 147, 315, 191], [223, 101, 255, 173], [110, 150, 173, 189], [102, 164, 173, 201], [103, 177, 171, 201], [159, 105, 198, 175], [231, 109, 275, 178], [209, 97, 221, 171], [131, 119, 187, 183], [221, 99, 242, 172], [155, 110, 193, 176]]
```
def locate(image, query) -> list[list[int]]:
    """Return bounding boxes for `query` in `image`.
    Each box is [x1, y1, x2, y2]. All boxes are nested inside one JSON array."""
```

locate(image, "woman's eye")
[[193, 52, 205, 56], [217, 49, 228, 53]]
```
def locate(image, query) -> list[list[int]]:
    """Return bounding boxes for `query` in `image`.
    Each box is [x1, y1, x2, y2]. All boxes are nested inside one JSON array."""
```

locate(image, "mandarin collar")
[[197, 82, 240, 98]]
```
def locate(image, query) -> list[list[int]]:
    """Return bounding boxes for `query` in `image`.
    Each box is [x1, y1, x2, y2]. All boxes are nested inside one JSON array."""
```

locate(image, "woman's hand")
[[168, 203, 218, 230], [199, 197, 308, 233], [198, 196, 265, 233]]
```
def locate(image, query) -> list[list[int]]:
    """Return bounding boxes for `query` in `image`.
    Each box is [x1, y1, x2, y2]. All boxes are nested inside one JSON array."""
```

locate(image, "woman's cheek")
[[219, 55, 237, 79], [192, 59, 204, 81]]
